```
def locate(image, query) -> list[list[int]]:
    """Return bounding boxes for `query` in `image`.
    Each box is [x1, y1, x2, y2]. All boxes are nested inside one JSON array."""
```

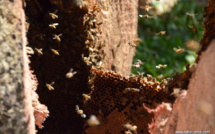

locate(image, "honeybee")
[[141, 5, 152, 12], [188, 24, 197, 34], [125, 130, 132, 134], [53, 34, 62, 42], [87, 31, 95, 41], [155, 31, 166, 35], [66, 68, 77, 78], [97, 21, 103, 25], [123, 123, 137, 132], [49, 12, 58, 19], [50, 49, 59, 55], [173, 47, 184, 54], [124, 88, 140, 93], [75, 105, 86, 118], [49, 23, 59, 29], [171, 88, 181, 97], [133, 38, 142, 44], [26, 46, 34, 55], [82, 93, 91, 101], [128, 42, 137, 47], [92, 5, 101, 12], [46, 82, 54, 90], [87, 115, 100, 127], [35, 48, 43, 55], [139, 14, 153, 19], [132, 59, 143, 68], [85, 40, 90, 45], [186, 13, 196, 18], [156, 64, 167, 69]]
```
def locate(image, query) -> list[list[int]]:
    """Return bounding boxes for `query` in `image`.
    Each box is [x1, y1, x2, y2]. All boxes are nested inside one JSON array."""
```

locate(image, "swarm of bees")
[[156, 64, 167, 69], [173, 47, 184, 54], [155, 31, 166, 35], [75, 105, 86, 118], [66, 68, 77, 78], [132, 59, 143, 68], [87, 115, 100, 127], [46, 82, 55, 90]]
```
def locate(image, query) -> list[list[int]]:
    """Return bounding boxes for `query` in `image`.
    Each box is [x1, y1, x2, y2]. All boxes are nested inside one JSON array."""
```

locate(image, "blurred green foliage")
[[132, 0, 204, 78]]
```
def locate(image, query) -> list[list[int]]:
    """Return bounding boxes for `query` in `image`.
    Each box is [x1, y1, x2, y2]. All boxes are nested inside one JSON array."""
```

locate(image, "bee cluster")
[[83, 67, 175, 133]]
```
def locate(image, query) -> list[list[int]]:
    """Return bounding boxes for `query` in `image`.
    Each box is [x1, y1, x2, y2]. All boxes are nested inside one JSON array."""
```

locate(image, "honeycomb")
[[83, 67, 175, 134]]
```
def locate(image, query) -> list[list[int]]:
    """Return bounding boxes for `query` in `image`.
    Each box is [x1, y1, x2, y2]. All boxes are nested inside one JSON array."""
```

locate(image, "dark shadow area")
[[25, 1, 90, 133]]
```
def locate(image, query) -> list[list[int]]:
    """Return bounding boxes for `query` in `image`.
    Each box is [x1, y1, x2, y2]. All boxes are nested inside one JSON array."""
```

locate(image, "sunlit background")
[[132, 0, 206, 79]]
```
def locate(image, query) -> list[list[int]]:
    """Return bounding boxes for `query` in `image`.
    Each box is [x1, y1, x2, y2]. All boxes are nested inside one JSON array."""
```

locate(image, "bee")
[[132, 59, 143, 68], [75, 105, 86, 118], [173, 47, 184, 54], [26, 46, 34, 55], [188, 24, 197, 34], [186, 40, 200, 52], [66, 68, 77, 78], [155, 31, 166, 35], [46, 82, 55, 90], [124, 88, 140, 93], [186, 13, 196, 18], [133, 38, 142, 44], [141, 5, 152, 12], [82, 55, 92, 66], [49, 12, 58, 19], [156, 64, 167, 69], [49, 23, 59, 29], [128, 42, 137, 47], [157, 74, 163, 80], [87, 31, 95, 41], [92, 5, 101, 12], [171, 88, 181, 97], [85, 40, 90, 45], [123, 123, 137, 132], [97, 21, 103, 25], [50, 49, 59, 55], [87, 115, 100, 127], [139, 14, 153, 19], [53, 34, 62, 42], [35, 48, 43, 55], [82, 93, 91, 101], [125, 130, 132, 134]]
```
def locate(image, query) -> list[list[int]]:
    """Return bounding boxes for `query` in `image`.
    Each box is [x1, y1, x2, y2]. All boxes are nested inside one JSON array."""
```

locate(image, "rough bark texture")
[[0, 0, 34, 133], [162, 40, 215, 134]]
